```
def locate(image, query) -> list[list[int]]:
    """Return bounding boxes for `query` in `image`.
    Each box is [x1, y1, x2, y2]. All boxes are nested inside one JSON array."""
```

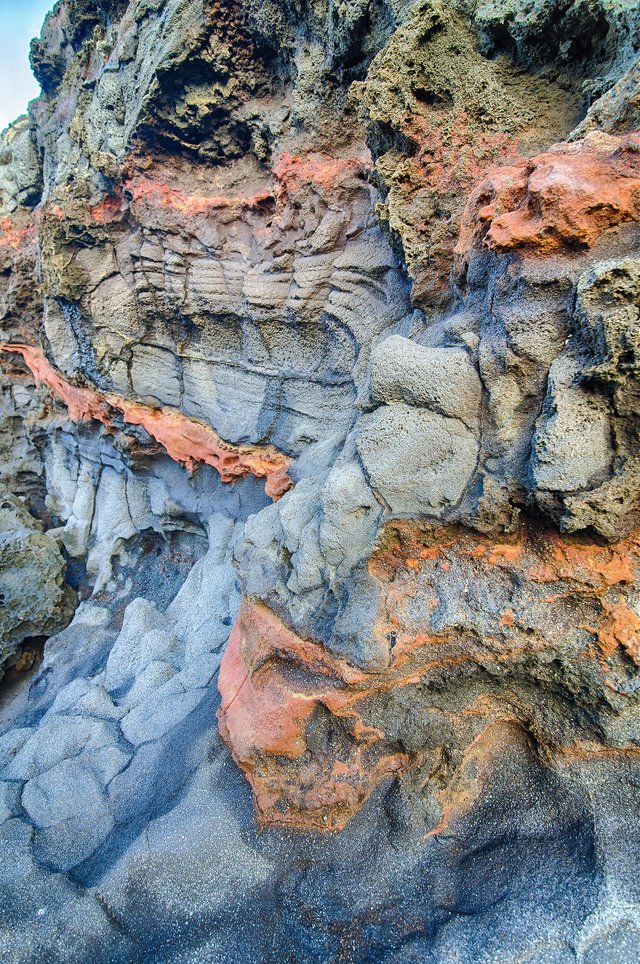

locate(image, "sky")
[[0, 0, 56, 132]]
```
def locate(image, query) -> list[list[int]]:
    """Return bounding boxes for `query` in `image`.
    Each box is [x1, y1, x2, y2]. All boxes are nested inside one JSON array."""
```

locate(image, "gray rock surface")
[[370, 336, 482, 430], [532, 356, 613, 495], [357, 403, 479, 515], [0, 117, 41, 213], [0, 0, 640, 959]]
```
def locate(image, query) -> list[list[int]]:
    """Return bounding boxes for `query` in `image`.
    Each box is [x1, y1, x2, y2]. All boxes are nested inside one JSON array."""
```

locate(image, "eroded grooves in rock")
[[1, 0, 640, 959]]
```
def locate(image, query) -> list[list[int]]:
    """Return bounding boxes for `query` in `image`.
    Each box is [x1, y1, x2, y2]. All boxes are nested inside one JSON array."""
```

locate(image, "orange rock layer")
[[458, 130, 640, 259], [218, 521, 640, 831], [123, 177, 275, 219], [272, 152, 371, 193], [50, 151, 371, 230], [0, 215, 35, 250], [0, 343, 292, 500]]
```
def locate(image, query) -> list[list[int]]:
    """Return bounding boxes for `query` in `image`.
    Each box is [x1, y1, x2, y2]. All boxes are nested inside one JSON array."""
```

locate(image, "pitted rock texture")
[[456, 131, 640, 258], [0, 496, 75, 680], [1, 0, 640, 960]]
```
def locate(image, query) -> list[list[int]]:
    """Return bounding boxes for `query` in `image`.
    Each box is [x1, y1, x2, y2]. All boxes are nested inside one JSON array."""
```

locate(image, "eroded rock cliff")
[[1, 0, 640, 960]]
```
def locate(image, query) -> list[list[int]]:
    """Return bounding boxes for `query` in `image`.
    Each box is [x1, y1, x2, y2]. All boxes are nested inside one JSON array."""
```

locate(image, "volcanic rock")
[[1, 0, 640, 959]]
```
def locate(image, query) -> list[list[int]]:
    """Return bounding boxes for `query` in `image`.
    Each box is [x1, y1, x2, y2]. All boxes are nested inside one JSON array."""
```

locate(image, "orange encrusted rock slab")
[[219, 521, 640, 832], [217, 597, 411, 831], [457, 131, 640, 259], [0, 343, 292, 500]]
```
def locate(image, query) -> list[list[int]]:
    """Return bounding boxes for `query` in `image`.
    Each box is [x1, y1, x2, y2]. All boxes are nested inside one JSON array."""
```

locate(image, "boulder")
[[370, 336, 482, 430], [0, 496, 75, 679], [357, 403, 479, 516]]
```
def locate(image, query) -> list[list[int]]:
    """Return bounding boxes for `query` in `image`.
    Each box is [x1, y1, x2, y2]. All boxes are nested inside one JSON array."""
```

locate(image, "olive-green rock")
[[0, 495, 76, 678]]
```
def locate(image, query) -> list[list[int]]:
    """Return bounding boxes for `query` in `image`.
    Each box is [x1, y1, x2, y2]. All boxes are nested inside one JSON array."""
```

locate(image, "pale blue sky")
[[0, 0, 56, 131]]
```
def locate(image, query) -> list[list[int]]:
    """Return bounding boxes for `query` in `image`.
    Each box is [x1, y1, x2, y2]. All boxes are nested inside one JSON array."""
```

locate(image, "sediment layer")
[[1, 342, 292, 499], [1, 0, 640, 958]]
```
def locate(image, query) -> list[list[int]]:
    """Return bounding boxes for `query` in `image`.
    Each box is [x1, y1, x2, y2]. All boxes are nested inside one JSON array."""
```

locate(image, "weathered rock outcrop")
[[1, 0, 640, 960], [0, 496, 75, 680], [220, 521, 640, 830]]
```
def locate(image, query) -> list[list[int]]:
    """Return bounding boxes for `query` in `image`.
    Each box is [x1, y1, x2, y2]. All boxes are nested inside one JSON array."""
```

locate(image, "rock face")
[[0, 496, 75, 679], [1, 0, 640, 959], [220, 521, 640, 830]]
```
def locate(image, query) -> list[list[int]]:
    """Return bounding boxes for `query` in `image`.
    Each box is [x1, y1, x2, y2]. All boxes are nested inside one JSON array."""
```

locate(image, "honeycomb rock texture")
[[1, 0, 640, 960]]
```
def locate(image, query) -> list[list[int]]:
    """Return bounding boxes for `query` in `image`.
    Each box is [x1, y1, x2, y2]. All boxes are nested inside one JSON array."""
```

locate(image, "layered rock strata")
[[0, 342, 293, 499], [1, 0, 640, 959]]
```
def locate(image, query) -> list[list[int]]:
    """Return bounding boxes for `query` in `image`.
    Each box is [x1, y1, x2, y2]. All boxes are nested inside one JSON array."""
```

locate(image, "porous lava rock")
[[219, 521, 640, 830], [0, 495, 75, 678], [1, 0, 640, 959]]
